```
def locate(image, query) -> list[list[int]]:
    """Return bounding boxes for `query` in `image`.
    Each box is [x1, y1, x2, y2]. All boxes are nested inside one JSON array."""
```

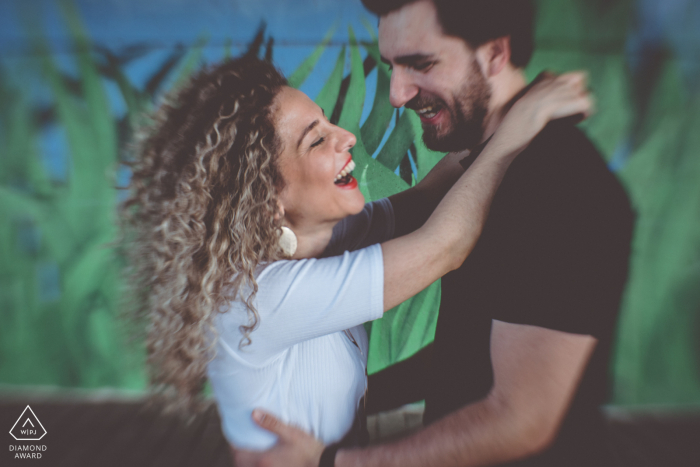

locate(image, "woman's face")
[[273, 86, 365, 229]]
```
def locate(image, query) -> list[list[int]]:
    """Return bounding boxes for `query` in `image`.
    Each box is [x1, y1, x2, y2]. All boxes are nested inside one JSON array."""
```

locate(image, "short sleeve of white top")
[[207, 198, 395, 450]]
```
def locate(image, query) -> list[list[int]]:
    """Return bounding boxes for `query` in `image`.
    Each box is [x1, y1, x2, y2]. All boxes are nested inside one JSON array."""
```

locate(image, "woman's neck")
[[289, 221, 336, 259]]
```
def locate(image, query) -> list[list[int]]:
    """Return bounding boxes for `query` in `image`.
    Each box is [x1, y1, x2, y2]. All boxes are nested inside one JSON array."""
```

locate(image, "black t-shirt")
[[424, 121, 635, 466]]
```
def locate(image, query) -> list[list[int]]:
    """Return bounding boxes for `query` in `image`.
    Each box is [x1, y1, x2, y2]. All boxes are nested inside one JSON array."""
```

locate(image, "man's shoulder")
[[514, 120, 619, 190], [528, 120, 601, 162], [502, 121, 634, 229]]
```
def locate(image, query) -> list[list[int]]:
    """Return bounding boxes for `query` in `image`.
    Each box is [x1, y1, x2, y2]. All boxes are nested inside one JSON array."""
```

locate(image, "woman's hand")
[[492, 71, 593, 155], [379, 71, 592, 313]]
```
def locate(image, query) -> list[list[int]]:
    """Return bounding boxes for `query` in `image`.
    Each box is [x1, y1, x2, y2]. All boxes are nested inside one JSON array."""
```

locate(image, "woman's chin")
[[335, 176, 363, 211], [349, 188, 366, 215]]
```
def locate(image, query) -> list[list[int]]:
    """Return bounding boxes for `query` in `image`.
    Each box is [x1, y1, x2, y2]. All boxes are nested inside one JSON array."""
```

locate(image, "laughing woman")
[[122, 56, 590, 451]]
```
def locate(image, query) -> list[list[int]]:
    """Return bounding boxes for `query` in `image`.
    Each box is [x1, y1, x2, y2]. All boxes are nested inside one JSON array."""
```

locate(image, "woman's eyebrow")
[[297, 119, 319, 149]]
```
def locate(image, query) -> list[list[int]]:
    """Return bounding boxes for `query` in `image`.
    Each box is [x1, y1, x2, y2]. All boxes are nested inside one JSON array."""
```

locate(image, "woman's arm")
[[381, 72, 591, 311], [387, 150, 467, 238], [380, 135, 517, 310]]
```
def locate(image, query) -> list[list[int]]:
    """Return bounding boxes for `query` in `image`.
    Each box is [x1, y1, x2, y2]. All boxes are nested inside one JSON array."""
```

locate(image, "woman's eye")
[[310, 137, 325, 148]]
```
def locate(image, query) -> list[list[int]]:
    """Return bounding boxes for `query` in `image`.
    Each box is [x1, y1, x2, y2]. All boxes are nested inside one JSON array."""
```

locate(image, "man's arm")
[[237, 320, 596, 467], [337, 321, 596, 467]]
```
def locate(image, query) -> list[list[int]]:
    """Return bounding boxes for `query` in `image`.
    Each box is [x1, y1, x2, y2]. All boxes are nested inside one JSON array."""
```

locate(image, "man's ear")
[[477, 36, 512, 77]]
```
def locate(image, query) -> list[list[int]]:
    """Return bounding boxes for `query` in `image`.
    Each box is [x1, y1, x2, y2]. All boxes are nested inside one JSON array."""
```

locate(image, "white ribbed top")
[[207, 199, 394, 450]]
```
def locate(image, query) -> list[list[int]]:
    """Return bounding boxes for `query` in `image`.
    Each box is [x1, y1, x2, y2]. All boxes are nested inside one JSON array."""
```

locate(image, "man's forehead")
[[378, 0, 439, 28], [377, 0, 445, 60]]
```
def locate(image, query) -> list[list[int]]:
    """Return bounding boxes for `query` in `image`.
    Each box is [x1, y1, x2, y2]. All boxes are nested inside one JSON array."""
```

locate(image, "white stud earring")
[[279, 226, 297, 257]]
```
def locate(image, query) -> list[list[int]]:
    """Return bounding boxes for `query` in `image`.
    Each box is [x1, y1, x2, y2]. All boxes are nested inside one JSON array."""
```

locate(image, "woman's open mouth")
[[334, 159, 356, 187]]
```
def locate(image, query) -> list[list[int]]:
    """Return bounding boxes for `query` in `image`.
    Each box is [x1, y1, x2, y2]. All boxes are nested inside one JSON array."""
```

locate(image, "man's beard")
[[410, 60, 491, 152]]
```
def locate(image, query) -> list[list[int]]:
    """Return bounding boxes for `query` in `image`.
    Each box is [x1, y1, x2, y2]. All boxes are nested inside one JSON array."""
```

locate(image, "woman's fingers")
[[537, 72, 593, 121], [493, 70, 593, 153], [540, 71, 587, 95]]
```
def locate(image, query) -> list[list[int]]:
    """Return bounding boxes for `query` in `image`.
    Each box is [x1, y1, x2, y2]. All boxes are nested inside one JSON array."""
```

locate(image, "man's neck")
[[480, 70, 528, 145]]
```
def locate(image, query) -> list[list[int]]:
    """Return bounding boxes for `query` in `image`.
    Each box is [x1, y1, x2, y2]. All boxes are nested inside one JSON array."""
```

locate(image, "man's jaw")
[[413, 94, 489, 152], [415, 104, 454, 138], [420, 109, 485, 153]]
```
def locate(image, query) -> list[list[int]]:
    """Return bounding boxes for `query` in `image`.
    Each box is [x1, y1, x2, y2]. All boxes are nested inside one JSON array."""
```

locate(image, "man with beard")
[[234, 1, 635, 466]]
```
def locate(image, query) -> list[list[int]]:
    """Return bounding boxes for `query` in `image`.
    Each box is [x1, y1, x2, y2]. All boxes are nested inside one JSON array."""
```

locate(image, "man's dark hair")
[[362, 0, 535, 68]]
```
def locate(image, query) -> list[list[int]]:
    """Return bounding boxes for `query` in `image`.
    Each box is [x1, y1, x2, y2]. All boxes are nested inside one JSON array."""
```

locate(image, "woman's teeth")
[[335, 160, 356, 181]]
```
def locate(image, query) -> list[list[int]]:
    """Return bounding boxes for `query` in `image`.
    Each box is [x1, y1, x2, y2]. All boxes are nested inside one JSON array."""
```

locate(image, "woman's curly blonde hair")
[[121, 56, 288, 415]]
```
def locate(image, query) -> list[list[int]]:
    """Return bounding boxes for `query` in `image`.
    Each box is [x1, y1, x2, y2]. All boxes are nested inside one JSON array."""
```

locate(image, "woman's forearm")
[[380, 136, 521, 312], [422, 137, 520, 268], [388, 150, 467, 238], [381, 72, 591, 311]]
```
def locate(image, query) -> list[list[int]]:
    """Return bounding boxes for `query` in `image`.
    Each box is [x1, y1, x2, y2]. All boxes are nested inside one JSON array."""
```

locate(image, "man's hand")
[[231, 410, 324, 467], [335, 322, 597, 467]]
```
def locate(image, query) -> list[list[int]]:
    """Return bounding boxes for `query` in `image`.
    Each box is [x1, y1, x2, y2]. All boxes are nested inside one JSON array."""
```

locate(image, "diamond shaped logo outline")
[[9, 405, 47, 441]]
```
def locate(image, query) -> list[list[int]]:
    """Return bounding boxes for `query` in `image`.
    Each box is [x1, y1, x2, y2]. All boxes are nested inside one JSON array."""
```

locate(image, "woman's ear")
[[274, 200, 285, 222], [477, 36, 512, 78]]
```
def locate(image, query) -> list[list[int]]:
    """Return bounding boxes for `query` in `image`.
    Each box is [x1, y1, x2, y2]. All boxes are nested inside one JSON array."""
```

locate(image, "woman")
[[123, 56, 590, 451]]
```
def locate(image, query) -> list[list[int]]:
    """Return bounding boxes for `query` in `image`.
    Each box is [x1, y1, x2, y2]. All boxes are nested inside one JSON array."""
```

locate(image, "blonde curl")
[[121, 57, 288, 416]]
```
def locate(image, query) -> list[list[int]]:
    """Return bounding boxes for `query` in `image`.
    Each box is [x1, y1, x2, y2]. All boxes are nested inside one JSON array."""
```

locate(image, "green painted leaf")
[[59, 0, 116, 163], [367, 280, 440, 374], [363, 40, 381, 63], [287, 23, 337, 89], [109, 58, 147, 124], [173, 34, 209, 90], [406, 110, 446, 181], [360, 44, 393, 155], [360, 16, 378, 42], [375, 110, 414, 172], [315, 45, 345, 117], [337, 25, 365, 133], [0, 80, 52, 195], [223, 38, 232, 59], [353, 141, 408, 202]]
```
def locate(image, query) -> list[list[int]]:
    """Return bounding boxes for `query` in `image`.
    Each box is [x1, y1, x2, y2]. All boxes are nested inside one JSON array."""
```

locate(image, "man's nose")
[[389, 68, 419, 108]]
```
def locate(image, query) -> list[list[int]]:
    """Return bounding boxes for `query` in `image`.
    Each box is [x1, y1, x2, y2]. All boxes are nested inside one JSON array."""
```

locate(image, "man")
[[236, 1, 635, 466]]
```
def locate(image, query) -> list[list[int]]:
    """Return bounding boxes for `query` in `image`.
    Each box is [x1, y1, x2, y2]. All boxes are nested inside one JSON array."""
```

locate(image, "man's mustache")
[[405, 93, 447, 112]]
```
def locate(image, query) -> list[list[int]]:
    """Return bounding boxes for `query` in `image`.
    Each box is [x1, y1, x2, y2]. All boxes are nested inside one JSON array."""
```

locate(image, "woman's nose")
[[335, 126, 356, 153]]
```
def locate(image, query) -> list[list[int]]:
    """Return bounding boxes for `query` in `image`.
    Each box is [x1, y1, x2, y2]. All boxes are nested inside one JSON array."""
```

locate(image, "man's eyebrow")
[[381, 53, 435, 66], [297, 119, 319, 150]]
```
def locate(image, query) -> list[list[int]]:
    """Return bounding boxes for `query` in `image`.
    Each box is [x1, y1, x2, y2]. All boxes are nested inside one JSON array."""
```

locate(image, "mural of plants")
[[0, 1, 445, 392], [0, 0, 699, 406]]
